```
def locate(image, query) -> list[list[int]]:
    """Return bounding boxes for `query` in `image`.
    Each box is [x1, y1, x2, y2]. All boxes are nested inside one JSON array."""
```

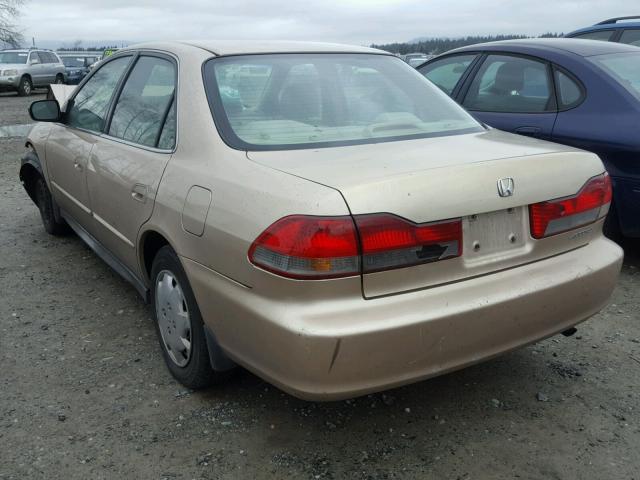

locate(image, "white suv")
[[0, 49, 66, 96]]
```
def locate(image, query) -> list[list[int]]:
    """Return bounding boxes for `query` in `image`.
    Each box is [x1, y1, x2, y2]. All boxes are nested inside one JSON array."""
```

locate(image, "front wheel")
[[34, 177, 69, 235], [17, 76, 32, 96], [150, 246, 226, 389]]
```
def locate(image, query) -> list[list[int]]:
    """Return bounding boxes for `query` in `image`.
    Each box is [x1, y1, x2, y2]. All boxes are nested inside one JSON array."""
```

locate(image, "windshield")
[[61, 57, 86, 67], [204, 53, 483, 151], [591, 52, 640, 100], [0, 52, 28, 64]]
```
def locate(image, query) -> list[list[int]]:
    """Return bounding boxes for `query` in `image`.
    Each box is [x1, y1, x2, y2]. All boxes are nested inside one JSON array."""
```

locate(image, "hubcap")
[[155, 270, 192, 367], [23, 81, 31, 94]]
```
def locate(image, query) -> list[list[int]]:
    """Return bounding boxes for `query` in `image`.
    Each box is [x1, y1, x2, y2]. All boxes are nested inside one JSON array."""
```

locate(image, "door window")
[[418, 54, 476, 95], [463, 55, 554, 113], [571, 30, 615, 41], [108, 56, 176, 148], [67, 56, 132, 133], [157, 99, 176, 150], [29, 52, 42, 64], [619, 29, 640, 46]]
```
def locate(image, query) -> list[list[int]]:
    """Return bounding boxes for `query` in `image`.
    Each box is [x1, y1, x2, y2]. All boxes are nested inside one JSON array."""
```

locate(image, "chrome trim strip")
[[92, 212, 135, 248], [50, 180, 91, 214]]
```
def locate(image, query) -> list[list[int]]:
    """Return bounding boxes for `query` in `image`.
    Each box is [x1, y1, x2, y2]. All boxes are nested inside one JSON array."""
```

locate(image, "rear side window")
[[67, 56, 132, 133], [463, 54, 554, 113], [570, 30, 615, 41], [418, 54, 476, 95], [619, 29, 640, 46], [555, 70, 583, 108], [108, 56, 176, 148]]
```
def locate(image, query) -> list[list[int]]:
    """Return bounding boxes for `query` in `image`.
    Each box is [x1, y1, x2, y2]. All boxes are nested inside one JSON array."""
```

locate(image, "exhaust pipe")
[[561, 327, 577, 337]]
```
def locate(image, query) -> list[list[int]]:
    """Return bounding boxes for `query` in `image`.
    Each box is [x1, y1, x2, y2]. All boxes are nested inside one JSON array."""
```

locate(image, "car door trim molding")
[[50, 180, 91, 214], [92, 212, 135, 248]]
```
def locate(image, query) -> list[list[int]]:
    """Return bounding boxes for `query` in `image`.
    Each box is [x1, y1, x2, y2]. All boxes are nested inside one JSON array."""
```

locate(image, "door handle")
[[515, 126, 542, 137], [131, 184, 148, 203]]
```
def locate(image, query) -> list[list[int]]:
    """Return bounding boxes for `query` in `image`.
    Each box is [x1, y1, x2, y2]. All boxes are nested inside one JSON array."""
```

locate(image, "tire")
[[150, 246, 224, 389], [54, 74, 64, 85], [34, 177, 69, 235], [17, 76, 32, 96], [603, 202, 622, 242]]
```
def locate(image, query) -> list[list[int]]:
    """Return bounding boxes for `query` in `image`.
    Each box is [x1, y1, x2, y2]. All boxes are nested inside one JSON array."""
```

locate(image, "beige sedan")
[[21, 41, 623, 400]]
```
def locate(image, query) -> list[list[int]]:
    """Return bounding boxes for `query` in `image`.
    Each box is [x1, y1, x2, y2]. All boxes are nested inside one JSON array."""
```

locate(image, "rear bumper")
[[184, 237, 622, 401]]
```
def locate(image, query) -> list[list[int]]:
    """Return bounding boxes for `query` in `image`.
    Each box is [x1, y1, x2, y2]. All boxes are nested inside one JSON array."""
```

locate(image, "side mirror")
[[29, 99, 61, 122]]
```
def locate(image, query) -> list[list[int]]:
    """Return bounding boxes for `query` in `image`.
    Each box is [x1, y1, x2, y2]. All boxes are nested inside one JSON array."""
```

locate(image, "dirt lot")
[[1, 92, 639, 480]]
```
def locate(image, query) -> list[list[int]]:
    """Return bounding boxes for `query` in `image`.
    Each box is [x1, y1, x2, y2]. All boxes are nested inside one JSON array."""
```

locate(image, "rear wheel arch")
[[140, 230, 173, 283]]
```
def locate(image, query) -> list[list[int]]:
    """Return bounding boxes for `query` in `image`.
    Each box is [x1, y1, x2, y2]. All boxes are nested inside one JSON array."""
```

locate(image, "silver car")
[[0, 49, 66, 96]]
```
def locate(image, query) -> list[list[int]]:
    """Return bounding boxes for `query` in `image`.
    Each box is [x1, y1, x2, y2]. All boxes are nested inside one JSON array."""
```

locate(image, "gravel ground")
[[1, 93, 639, 480]]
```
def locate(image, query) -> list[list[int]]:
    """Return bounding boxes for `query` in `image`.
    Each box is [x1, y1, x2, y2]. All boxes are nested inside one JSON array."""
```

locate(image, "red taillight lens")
[[355, 214, 462, 273], [248, 215, 360, 279], [249, 213, 462, 279], [529, 173, 612, 239]]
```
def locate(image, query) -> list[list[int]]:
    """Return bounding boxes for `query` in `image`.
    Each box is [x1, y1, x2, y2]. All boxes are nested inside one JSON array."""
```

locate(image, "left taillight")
[[529, 172, 612, 239], [248, 215, 360, 279], [249, 213, 462, 279]]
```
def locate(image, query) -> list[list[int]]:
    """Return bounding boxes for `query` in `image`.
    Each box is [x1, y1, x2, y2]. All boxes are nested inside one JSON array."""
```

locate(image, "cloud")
[[19, 0, 638, 47]]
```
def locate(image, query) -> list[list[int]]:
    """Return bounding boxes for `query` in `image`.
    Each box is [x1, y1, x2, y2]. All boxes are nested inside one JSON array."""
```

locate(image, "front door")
[[87, 54, 177, 271], [460, 53, 557, 140], [48, 54, 134, 232]]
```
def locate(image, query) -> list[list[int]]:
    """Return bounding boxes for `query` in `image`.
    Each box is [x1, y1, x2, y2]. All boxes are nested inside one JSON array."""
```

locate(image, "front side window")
[[67, 56, 132, 132], [0, 52, 28, 64], [108, 56, 176, 148], [463, 54, 554, 113], [619, 29, 640, 46], [571, 30, 615, 41], [418, 54, 477, 95], [591, 52, 640, 100], [204, 53, 482, 150]]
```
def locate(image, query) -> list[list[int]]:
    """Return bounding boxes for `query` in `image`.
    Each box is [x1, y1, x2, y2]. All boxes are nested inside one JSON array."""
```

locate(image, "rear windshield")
[[203, 53, 483, 151], [0, 52, 28, 64], [591, 52, 640, 99]]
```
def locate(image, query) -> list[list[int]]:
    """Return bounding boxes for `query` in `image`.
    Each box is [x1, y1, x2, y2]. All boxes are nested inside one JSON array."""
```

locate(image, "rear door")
[[87, 53, 177, 271], [460, 54, 557, 140], [28, 51, 46, 85]]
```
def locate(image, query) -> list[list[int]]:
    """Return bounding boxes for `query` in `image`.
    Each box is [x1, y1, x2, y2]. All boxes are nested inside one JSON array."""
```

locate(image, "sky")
[[16, 0, 640, 48]]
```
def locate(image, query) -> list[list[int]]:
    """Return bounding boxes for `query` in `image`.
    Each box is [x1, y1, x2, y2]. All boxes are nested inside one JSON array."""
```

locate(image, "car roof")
[[125, 40, 389, 57], [568, 17, 640, 36], [445, 38, 639, 57]]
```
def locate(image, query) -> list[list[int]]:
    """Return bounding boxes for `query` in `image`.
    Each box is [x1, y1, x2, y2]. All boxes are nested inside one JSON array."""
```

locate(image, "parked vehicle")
[[419, 38, 640, 239], [58, 53, 101, 84], [403, 52, 432, 67], [21, 41, 622, 400], [0, 49, 66, 96], [566, 16, 640, 46]]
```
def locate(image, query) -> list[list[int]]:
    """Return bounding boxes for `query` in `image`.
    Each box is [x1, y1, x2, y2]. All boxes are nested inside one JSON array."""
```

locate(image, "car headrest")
[[278, 81, 320, 123], [493, 62, 525, 94]]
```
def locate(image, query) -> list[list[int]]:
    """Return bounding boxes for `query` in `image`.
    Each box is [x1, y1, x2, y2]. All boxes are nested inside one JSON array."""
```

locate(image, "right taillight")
[[529, 172, 612, 239]]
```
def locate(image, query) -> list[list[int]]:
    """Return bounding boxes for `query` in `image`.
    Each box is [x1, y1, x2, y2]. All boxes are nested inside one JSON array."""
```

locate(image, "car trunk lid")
[[248, 130, 607, 297]]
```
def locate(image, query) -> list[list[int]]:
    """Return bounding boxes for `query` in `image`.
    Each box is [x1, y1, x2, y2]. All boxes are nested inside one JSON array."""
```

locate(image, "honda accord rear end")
[[147, 43, 623, 400]]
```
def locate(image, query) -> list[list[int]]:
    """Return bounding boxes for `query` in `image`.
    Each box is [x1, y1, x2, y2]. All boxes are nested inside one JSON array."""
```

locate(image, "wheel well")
[[141, 231, 170, 280], [21, 73, 32, 82], [19, 163, 42, 203]]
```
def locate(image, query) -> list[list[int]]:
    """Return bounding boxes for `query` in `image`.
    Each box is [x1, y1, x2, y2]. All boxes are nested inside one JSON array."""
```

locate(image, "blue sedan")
[[418, 39, 640, 238]]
